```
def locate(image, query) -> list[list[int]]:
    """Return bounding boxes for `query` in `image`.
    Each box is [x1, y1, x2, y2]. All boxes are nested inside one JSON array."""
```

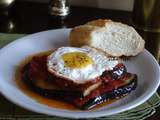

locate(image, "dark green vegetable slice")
[[81, 74, 137, 109]]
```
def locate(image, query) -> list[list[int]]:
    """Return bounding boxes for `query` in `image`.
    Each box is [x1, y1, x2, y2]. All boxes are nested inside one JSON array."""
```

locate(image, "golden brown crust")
[[69, 19, 112, 48], [69, 25, 99, 47], [86, 19, 112, 27]]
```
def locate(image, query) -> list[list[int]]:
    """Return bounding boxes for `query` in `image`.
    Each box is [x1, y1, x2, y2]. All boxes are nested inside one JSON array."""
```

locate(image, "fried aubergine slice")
[[21, 55, 137, 109]]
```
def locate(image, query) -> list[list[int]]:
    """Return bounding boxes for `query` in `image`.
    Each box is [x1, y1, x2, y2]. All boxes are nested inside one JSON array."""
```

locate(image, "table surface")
[[0, 1, 160, 120]]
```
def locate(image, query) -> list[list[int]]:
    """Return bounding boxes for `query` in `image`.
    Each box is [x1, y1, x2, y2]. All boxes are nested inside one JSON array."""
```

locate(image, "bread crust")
[[69, 25, 99, 47], [86, 19, 112, 27]]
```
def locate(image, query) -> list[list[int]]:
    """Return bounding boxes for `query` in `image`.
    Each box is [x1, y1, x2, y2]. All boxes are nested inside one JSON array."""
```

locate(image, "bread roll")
[[69, 19, 145, 57]]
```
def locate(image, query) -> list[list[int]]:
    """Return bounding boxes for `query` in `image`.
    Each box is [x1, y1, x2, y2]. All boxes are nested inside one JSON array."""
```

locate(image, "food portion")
[[70, 19, 145, 57], [18, 19, 144, 110], [21, 46, 137, 110], [47, 46, 118, 84]]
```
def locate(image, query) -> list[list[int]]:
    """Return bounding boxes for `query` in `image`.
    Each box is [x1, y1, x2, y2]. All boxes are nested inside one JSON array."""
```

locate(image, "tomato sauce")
[[15, 51, 116, 111]]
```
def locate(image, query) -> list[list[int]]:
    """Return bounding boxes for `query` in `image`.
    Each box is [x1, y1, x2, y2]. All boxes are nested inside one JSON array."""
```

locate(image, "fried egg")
[[47, 46, 118, 84]]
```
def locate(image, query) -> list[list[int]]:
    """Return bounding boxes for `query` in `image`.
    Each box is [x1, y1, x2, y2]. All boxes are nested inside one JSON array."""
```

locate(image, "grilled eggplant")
[[21, 56, 137, 110], [81, 75, 137, 109]]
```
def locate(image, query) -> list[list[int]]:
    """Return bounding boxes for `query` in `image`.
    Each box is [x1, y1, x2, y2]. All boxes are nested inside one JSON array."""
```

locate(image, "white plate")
[[0, 29, 160, 119]]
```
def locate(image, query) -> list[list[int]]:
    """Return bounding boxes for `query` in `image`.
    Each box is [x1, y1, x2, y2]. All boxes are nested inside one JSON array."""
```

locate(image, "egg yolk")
[[62, 52, 93, 68]]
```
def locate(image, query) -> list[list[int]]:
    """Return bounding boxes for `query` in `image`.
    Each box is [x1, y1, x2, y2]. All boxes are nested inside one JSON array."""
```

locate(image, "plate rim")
[[0, 29, 160, 119]]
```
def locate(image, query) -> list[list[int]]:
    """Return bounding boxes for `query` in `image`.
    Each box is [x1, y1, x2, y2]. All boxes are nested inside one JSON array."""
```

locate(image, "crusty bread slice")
[[69, 19, 145, 57]]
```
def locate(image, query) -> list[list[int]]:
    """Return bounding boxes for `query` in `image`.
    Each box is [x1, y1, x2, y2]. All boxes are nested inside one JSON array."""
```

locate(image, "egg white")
[[47, 46, 118, 84]]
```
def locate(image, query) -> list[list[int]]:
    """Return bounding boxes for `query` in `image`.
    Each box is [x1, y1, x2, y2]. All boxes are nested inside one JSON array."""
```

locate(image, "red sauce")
[[15, 50, 117, 111]]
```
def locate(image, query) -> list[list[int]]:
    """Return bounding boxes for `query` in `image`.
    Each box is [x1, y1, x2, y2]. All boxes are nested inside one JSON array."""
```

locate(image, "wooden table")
[[0, 1, 160, 120]]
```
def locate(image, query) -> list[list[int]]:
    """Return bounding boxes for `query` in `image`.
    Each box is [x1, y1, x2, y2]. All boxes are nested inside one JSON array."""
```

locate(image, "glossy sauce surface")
[[15, 50, 116, 111]]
